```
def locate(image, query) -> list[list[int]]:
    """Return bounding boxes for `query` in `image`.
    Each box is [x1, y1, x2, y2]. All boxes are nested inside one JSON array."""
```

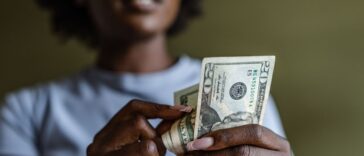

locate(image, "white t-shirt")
[[0, 56, 285, 156]]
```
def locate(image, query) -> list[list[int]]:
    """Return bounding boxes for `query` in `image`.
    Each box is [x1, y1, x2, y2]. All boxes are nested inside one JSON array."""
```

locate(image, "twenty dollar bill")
[[162, 56, 276, 154], [162, 84, 199, 154], [194, 56, 275, 138]]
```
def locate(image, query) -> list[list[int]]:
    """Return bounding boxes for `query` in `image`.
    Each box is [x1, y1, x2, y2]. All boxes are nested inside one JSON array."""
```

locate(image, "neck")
[[96, 34, 174, 73]]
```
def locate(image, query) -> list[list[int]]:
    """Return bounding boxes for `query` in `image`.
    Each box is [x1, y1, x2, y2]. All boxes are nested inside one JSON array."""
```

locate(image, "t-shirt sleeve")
[[0, 91, 39, 155], [263, 95, 286, 138]]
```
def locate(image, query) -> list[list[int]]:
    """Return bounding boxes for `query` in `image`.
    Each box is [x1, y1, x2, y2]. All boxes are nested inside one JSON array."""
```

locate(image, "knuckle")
[[235, 145, 252, 156], [248, 124, 264, 142], [128, 99, 142, 108], [213, 130, 233, 146], [141, 140, 158, 155], [282, 139, 291, 154], [94, 131, 104, 141], [86, 143, 98, 156], [150, 104, 164, 112], [134, 115, 148, 129], [87, 135, 113, 155]]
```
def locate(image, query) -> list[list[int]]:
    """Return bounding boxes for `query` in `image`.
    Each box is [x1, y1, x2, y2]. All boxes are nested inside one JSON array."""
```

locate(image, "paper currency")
[[162, 56, 276, 154], [161, 84, 199, 154], [194, 56, 275, 138]]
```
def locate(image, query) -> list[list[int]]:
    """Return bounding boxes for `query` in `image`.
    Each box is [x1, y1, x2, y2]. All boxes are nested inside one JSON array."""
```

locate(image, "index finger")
[[122, 99, 186, 120]]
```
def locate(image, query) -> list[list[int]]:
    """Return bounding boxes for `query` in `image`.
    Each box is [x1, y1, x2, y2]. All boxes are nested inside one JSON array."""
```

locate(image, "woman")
[[0, 0, 291, 155]]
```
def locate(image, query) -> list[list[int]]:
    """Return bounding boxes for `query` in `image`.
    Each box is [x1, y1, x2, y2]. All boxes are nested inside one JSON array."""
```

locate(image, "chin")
[[123, 16, 167, 38]]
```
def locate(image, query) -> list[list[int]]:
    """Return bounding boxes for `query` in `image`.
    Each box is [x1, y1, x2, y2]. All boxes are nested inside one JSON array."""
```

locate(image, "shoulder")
[[0, 70, 92, 155], [181, 55, 201, 70], [177, 55, 201, 79], [1, 69, 90, 117], [167, 55, 202, 90]]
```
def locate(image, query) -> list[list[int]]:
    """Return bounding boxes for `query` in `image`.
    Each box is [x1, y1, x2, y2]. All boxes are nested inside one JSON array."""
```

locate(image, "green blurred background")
[[1, 0, 364, 155]]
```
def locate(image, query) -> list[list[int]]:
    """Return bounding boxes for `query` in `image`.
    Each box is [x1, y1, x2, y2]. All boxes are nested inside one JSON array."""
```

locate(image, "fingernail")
[[180, 106, 193, 113], [170, 105, 192, 112], [184, 106, 193, 113], [186, 137, 214, 151], [146, 141, 157, 153]]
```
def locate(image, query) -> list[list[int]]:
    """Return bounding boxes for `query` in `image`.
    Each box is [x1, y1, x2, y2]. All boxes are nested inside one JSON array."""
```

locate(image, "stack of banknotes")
[[162, 56, 276, 154]]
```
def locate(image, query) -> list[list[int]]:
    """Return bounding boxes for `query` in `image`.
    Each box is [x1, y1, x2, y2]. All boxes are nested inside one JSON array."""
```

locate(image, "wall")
[[1, 0, 364, 155]]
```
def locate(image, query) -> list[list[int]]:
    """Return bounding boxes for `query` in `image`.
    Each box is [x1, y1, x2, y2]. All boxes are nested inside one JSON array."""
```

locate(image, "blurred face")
[[88, 0, 181, 40]]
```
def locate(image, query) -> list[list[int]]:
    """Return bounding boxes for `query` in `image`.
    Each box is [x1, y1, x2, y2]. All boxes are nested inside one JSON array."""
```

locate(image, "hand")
[[185, 124, 291, 156], [87, 99, 189, 156]]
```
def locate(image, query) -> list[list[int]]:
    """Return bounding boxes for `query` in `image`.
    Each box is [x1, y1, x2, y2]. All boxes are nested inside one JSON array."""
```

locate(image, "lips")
[[123, 0, 162, 13]]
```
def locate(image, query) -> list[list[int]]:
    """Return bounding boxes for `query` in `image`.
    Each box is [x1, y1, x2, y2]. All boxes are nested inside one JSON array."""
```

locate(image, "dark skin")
[[87, 100, 187, 155], [83, 0, 291, 155], [87, 0, 180, 73]]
